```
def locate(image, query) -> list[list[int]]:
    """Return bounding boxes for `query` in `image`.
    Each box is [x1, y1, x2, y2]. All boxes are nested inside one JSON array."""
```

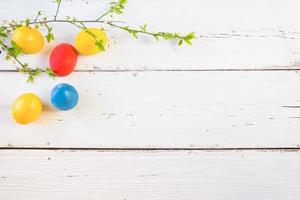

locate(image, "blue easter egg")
[[51, 83, 79, 111]]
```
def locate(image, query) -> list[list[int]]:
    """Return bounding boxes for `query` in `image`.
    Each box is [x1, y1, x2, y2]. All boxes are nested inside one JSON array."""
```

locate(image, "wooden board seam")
[[1, 147, 300, 152], [1, 69, 300, 73]]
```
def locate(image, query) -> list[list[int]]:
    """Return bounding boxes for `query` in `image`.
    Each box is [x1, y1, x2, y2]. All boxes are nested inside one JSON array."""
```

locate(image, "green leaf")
[[140, 24, 147, 32], [109, 0, 127, 15], [181, 32, 196, 45], [46, 68, 56, 79], [183, 38, 192, 45], [26, 75, 34, 83], [0, 27, 7, 37], [25, 68, 43, 83], [45, 32, 55, 42], [153, 35, 159, 41], [119, 0, 127, 4], [161, 33, 174, 40], [178, 39, 183, 46], [22, 63, 29, 68], [9, 41, 22, 57], [5, 55, 11, 60], [25, 18, 30, 26], [184, 32, 196, 40], [95, 40, 105, 51], [0, 32, 7, 37], [131, 31, 138, 39], [85, 29, 97, 38]]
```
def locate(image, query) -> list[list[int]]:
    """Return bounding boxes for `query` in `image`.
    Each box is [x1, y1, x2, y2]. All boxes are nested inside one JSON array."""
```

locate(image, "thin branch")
[[96, 10, 112, 21], [1, 43, 24, 68], [106, 22, 195, 45], [33, 11, 42, 23], [0, 43, 55, 82], [13, 19, 188, 40], [96, 0, 126, 21], [96, 5, 116, 21], [9, 54, 25, 69], [96, 2, 119, 21], [107, 22, 160, 37], [28, 19, 106, 26], [54, 0, 62, 20], [64, 20, 86, 29]]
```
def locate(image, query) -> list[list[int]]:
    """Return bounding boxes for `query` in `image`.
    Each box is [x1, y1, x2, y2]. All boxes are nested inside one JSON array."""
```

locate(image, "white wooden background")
[[0, 0, 300, 199]]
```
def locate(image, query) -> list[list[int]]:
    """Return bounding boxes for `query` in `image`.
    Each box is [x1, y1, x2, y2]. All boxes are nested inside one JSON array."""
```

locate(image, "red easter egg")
[[49, 43, 78, 77]]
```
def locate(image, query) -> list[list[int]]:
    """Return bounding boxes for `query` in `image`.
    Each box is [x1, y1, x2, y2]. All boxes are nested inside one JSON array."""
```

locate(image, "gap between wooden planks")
[[0, 147, 300, 152]]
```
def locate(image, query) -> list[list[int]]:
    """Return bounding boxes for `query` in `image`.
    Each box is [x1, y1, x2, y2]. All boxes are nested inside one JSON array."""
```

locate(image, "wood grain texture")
[[0, 150, 299, 200], [0, 0, 300, 199], [1, 71, 300, 148], [1, 0, 300, 71]]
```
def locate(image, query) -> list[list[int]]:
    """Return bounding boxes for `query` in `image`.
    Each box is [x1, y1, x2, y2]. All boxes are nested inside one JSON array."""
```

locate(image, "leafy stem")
[[96, 0, 126, 21], [34, 11, 42, 23], [0, 0, 196, 82], [0, 42, 55, 82], [107, 22, 196, 45]]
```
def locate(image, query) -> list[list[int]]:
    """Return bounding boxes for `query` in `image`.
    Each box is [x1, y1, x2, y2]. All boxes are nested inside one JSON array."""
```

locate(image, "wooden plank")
[[0, 150, 299, 200], [1, 71, 300, 148], [1, 0, 300, 71]]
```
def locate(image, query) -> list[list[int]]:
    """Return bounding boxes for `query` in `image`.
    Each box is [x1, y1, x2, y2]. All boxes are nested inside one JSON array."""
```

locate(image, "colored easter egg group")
[[11, 26, 108, 124], [12, 84, 79, 124]]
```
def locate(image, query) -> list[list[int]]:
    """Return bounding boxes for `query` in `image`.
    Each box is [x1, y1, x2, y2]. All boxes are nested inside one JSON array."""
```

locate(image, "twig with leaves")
[[0, 0, 196, 82]]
